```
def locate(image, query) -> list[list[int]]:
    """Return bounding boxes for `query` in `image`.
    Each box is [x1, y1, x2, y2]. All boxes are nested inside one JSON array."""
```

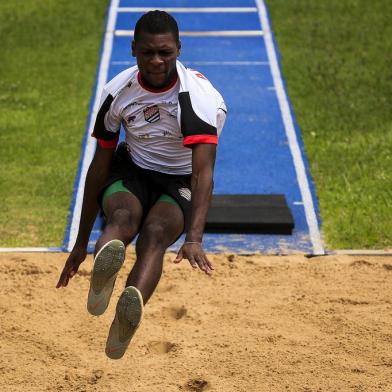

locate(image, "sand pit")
[[1, 251, 392, 391]]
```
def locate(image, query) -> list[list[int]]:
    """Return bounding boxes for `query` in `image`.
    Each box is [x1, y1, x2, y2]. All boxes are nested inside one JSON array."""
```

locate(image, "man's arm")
[[174, 143, 216, 274], [56, 144, 115, 288]]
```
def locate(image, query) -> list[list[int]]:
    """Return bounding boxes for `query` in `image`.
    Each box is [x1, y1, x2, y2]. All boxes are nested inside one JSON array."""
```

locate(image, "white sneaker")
[[105, 286, 144, 359], [87, 239, 125, 316]]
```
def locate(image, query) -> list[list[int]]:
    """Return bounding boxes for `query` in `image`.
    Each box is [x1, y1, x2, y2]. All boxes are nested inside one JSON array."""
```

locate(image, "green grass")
[[268, 0, 392, 248], [0, 1, 391, 249], [0, 0, 107, 246]]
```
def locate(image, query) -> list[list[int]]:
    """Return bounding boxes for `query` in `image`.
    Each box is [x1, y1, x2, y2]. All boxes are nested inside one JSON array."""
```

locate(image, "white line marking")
[[115, 30, 264, 37], [293, 201, 304, 205], [111, 60, 268, 66], [118, 7, 258, 13], [1, 247, 390, 255], [328, 250, 392, 256], [67, 0, 120, 252], [0, 248, 64, 253], [256, 0, 324, 255], [111, 61, 134, 65], [186, 60, 269, 65]]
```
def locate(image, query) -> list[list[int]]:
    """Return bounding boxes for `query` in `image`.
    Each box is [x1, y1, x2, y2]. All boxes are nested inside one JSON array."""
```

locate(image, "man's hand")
[[174, 242, 214, 275], [56, 245, 87, 288]]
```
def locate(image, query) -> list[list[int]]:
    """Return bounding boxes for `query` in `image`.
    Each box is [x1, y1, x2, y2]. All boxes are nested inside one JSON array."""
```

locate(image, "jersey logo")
[[195, 72, 207, 80], [143, 105, 160, 123], [126, 115, 136, 124], [189, 69, 207, 80]]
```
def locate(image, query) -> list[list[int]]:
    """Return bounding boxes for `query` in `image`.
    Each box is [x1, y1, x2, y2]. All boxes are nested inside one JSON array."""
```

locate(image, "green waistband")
[[102, 180, 179, 206]]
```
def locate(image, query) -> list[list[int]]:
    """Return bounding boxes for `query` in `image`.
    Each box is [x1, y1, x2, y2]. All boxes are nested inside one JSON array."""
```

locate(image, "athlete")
[[56, 11, 226, 359]]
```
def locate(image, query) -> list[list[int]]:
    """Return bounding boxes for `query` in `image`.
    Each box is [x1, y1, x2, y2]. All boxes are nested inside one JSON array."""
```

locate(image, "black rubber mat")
[[206, 195, 294, 234]]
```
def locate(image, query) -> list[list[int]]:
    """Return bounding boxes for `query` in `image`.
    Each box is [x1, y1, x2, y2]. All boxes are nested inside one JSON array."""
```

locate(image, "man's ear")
[[131, 40, 136, 57]]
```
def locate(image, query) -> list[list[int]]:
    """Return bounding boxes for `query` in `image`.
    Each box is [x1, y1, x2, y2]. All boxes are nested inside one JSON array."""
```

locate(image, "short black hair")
[[134, 10, 179, 42]]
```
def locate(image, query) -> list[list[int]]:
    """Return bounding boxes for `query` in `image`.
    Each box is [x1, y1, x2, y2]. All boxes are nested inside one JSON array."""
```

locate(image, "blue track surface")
[[65, 0, 323, 255], [117, 12, 261, 31], [120, 0, 256, 6]]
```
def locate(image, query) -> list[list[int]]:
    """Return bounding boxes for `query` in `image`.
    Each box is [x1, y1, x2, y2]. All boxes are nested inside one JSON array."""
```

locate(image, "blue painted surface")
[[112, 36, 268, 63], [119, 0, 256, 7], [71, 1, 322, 254], [116, 12, 261, 31]]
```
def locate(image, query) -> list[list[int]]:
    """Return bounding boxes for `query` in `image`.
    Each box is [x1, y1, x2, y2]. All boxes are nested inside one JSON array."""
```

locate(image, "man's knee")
[[136, 221, 171, 252], [107, 208, 139, 233]]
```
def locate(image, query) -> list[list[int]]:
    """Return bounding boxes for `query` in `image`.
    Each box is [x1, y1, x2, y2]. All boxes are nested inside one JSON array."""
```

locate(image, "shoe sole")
[[105, 286, 144, 360], [87, 239, 125, 316]]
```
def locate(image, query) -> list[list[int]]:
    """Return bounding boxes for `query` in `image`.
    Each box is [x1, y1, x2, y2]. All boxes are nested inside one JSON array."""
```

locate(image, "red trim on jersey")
[[137, 72, 178, 93], [183, 135, 218, 147], [96, 137, 119, 149]]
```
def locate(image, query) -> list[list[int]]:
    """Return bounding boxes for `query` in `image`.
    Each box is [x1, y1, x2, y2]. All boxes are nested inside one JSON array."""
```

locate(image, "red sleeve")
[[91, 93, 120, 148], [183, 134, 218, 148], [179, 92, 217, 148], [95, 135, 119, 149]]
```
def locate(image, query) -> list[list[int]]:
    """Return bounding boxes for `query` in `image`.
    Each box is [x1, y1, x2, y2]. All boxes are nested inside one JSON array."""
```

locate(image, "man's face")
[[132, 32, 180, 88]]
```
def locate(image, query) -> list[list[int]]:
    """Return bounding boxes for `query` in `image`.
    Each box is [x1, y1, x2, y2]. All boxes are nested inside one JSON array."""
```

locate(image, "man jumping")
[[56, 10, 226, 359]]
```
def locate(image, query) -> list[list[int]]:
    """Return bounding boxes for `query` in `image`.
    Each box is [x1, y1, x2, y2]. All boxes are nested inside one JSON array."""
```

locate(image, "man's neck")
[[138, 71, 178, 93]]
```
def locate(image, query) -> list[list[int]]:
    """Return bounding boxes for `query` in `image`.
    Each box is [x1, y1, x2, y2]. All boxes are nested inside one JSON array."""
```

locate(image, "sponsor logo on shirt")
[[143, 105, 160, 123], [168, 110, 177, 118], [124, 101, 143, 111], [189, 69, 207, 80], [162, 129, 182, 139], [137, 133, 151, 139], [126, 115, 136, 124]]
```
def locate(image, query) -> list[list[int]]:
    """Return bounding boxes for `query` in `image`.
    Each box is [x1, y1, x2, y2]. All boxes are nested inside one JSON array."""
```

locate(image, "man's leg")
[[95, 190, 144, 253], [87, 190, 144, 316], [105, 199, 183, 359], [126, 199, 184, 304]]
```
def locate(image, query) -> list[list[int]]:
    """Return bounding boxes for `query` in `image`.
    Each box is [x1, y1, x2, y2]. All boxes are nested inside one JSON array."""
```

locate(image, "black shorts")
[[98, 142, 192, 232]]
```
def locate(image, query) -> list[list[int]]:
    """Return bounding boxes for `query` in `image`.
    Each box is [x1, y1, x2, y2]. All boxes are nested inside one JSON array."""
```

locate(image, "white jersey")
[[93, 61, 226, 175]]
